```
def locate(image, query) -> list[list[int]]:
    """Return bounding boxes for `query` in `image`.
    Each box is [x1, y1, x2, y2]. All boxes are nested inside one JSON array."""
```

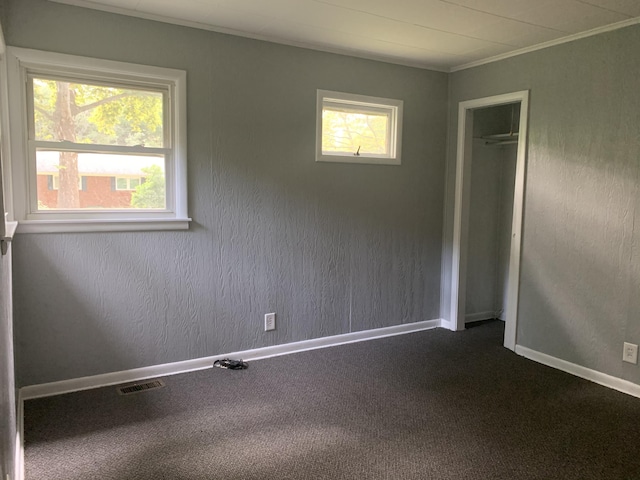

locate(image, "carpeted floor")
[[24, 321, 640, 479]]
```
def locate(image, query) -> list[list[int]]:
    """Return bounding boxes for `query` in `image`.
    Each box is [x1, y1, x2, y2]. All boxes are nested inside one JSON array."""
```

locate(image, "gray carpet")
[[24, 321, 640, 479]]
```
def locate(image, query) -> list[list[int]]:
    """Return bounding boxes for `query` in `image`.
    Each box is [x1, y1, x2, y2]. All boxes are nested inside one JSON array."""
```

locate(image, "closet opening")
[[448, 91, 529, 351]]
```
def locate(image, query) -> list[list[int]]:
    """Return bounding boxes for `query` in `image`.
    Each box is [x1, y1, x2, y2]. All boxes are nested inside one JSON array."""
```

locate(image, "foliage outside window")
[[32, 77, 165, 210], [316, 90, 403, 165], [131, 165, 166, 209], [7, 48, 188, 233]]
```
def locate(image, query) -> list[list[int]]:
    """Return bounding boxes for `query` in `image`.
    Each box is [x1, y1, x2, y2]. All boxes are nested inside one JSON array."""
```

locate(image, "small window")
[[316, 90, 403, 165], [115, 177, 143, 191], [7, 48, 189, 233], [49, 175, 84, 191]]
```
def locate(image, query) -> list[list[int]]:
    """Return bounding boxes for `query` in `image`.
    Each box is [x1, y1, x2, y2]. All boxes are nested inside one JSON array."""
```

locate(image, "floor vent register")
[[116, 379, 166, 395]]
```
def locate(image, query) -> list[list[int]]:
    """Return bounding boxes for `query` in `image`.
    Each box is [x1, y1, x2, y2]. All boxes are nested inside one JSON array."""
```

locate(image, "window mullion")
[[32, 140, 169, 156]]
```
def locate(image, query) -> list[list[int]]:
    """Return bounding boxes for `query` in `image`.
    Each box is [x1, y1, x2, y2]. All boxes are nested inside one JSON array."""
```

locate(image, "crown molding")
[[451, 17, 640, 72], [47, 1, 640, 74]]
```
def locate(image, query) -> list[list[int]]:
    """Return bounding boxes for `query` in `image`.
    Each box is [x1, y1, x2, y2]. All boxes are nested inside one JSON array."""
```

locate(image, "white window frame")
[[0, 26, 18, 254], [316, 90, 403, 165], [6, 47, 190, 233]]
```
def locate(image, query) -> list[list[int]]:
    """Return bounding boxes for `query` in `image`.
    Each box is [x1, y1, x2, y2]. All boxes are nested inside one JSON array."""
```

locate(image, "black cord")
[[214, 358, 248, 370]]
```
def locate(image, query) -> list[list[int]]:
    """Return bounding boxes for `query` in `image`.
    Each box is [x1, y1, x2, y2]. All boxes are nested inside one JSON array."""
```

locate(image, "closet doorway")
[[449, 91, 529, 351]]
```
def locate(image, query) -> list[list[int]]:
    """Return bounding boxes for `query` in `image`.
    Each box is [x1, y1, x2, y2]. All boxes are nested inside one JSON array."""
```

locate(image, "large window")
[[7, 48, 189, 233], [316, 90, 403, 165]]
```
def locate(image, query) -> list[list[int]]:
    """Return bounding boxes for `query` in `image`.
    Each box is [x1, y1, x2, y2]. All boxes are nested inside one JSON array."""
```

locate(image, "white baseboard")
[[18, 322, 638, 480], [515, 345, 640, 399], [16, 390, 24, 480], [465, 311, 496, 323], [15, 318, 441, 480], [20, 319, 441, 400]]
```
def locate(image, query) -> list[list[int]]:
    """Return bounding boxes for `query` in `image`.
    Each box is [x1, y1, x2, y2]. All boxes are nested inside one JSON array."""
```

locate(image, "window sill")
[[316, 154, 401, 166], [4, 220, 18, 240], [1, 221, 19, 255], [16, 218, 192, 234]]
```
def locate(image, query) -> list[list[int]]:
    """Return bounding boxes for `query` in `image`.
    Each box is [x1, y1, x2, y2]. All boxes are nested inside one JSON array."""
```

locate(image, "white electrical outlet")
[[623, 342, 638, 364], [264, 313, 276, 332]]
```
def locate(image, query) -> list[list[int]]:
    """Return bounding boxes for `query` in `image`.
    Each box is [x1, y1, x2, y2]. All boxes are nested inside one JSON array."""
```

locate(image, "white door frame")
[[449, 90, 529, 351]]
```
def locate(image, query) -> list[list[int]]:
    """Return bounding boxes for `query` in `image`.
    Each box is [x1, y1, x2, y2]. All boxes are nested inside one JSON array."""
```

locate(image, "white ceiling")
[[52, 0, 640, 71]]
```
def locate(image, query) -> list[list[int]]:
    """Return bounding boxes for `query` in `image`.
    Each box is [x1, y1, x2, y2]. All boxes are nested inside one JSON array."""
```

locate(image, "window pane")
[[116, 178, 128, 190], [36, 150, 166, 210], [32, 77, 164, 147], [322, 107, 389, 155]]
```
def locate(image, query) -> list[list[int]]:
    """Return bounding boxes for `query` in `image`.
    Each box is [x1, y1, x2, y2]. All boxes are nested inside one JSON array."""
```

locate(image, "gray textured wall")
[[0, 246, 16, 480], [443, 25, 640, 385], [7, 0, 448, 386]]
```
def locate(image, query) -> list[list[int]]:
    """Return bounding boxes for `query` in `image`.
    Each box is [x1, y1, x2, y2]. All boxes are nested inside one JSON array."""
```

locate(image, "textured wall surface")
[[7, 0, 448, 386], [0, 246, 16, 480], [444, 25, 640, 385]]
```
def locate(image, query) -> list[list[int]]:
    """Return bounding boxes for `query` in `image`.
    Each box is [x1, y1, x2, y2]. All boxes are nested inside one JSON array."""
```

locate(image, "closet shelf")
[[476, 132, 519, 146]]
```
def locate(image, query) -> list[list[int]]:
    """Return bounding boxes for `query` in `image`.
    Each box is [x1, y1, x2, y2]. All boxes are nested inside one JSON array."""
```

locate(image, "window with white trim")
[[316, 90, 403, 165], [115, 177, 143, 191], [7, 47, 189, 233], [50, 175, 84, 191]]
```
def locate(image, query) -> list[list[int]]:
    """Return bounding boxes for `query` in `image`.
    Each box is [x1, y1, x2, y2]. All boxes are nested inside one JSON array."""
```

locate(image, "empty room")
[[1, 0, 640, 479]]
